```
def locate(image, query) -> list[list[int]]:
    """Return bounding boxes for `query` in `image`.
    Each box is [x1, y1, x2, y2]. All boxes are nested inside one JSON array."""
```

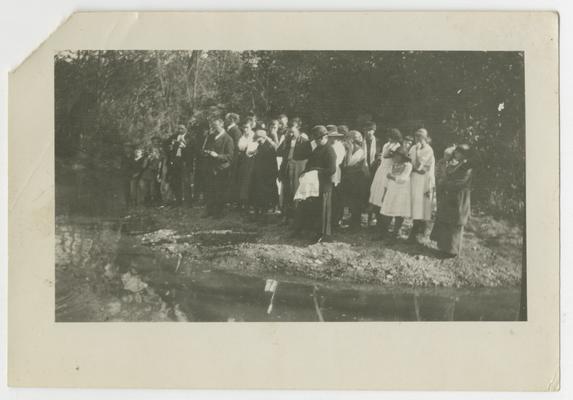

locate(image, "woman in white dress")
[[369, 128, 403, 210], [408, 128, 435, 243], [378, 147, 412, 239]]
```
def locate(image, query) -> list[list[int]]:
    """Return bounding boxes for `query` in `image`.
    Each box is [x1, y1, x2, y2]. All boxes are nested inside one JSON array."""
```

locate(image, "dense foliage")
[[55, 50, 525, 218]]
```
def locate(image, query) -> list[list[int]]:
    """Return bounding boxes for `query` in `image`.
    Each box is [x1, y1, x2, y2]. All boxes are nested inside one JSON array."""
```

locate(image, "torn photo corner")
[[8, 11, 559, 390]]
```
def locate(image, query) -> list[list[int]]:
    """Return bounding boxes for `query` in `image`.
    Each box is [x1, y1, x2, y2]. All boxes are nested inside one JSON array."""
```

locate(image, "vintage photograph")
[[55, 50, 526, 322]]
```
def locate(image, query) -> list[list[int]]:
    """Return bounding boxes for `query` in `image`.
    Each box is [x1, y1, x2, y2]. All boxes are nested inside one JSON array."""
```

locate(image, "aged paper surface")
[[8, 11, 559, 390]]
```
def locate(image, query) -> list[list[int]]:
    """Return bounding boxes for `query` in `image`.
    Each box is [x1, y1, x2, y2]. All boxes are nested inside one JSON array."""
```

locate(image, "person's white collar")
[[214, 129, 226, 140]]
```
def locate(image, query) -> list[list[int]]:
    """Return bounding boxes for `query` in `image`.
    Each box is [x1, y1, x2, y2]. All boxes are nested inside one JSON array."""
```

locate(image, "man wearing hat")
[[292, 125, 337, 243], [327, 125, 347, 228]]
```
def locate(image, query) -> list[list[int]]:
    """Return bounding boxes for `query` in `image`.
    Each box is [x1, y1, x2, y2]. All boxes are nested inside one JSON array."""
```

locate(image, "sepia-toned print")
[[55, 50, 526, 322]]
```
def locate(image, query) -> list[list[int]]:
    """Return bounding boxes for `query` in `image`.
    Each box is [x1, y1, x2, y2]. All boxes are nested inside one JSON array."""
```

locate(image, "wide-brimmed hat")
[[326, 125, 344, 137], [311, 125, 328, 140], [414, 128, 429, 140], [337, 125, 350, 135]]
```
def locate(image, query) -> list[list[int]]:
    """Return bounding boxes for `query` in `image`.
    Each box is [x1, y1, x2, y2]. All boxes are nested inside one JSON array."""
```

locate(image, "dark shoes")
[[314, 235, 332, 244]]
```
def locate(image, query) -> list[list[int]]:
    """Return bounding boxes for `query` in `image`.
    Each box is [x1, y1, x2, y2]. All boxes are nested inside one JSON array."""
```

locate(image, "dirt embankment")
[[127, 206, 523, 288]]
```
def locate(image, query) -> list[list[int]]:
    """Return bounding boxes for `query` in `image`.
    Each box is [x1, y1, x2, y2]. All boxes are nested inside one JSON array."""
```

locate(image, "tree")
[[55, 50, 525, 218]]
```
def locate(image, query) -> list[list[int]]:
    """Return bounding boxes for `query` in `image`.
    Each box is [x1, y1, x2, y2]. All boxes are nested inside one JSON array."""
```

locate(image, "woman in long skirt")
[[408, 128, 435, 243], [250, 130, 279, 222], [430, 144, 473, 257], [340, 130, 370, 229], [233, 119, 256, 210], [378, 147, 412, 239]]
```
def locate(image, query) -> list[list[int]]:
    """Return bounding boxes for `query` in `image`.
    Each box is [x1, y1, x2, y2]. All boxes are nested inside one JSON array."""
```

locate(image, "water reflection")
[[55, 167, 521, 322], [168, 269, 520, 322]]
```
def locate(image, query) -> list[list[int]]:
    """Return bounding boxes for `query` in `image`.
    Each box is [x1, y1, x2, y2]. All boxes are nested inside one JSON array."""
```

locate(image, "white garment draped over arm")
[[331, 141, 347, 186], [294, 170, 320, 201]]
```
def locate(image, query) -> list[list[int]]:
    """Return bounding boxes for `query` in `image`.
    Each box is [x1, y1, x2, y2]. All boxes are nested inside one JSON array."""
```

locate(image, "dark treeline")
[[55, 50, 525, 218]]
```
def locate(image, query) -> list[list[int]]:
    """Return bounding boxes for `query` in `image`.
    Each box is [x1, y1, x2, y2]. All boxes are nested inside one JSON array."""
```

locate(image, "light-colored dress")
[[380, 162, 412, 217], [331, 140, 347, 187], [369, 141, 401, 207], [409, 143, 435, 220]]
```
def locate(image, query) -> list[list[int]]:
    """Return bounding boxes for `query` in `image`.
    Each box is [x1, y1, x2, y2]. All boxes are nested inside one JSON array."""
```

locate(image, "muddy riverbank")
[[126, 205, 522, 288], [55, 215, 522, 322]]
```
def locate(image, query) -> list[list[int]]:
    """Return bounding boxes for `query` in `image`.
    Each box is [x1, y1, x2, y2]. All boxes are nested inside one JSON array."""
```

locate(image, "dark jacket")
[[364, 135, 383, 173], [277, 126, 289, 142], [440, 160, 473, 226], [120, 154, 139, 180], [203, 131, 234, 176], [227, 124, 242, 146], [277, 135, 313, 179], [304, 143, 337, 194], [250, 141, 279, 207]]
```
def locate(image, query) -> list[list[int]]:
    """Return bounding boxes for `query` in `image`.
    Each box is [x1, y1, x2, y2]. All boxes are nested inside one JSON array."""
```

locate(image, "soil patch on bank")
[[127, 205, 522, 288]]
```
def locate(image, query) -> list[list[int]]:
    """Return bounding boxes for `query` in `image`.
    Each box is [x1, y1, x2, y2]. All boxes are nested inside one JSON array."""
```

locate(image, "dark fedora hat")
[[326, 125, 344, 137], [311, 125, 328, 140]]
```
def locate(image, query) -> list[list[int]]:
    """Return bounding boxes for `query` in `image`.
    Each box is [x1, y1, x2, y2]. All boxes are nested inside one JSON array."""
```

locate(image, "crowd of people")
[[121, 113, 473, 258]]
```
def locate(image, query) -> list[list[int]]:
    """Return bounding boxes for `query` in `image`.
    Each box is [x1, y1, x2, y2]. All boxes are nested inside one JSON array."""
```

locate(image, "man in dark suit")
[[224, 113, 242, 146], [292, 125, 337, 243], [277, 113, 289, 141], [187, 119, 209, 204], [168, 125, 190, 206], [363, 121, 383, 175], [202, 117, 234, 217]]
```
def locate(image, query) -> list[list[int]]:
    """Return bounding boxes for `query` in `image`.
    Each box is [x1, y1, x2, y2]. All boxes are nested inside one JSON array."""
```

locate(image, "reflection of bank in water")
[[55, 218, 521, 322]]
